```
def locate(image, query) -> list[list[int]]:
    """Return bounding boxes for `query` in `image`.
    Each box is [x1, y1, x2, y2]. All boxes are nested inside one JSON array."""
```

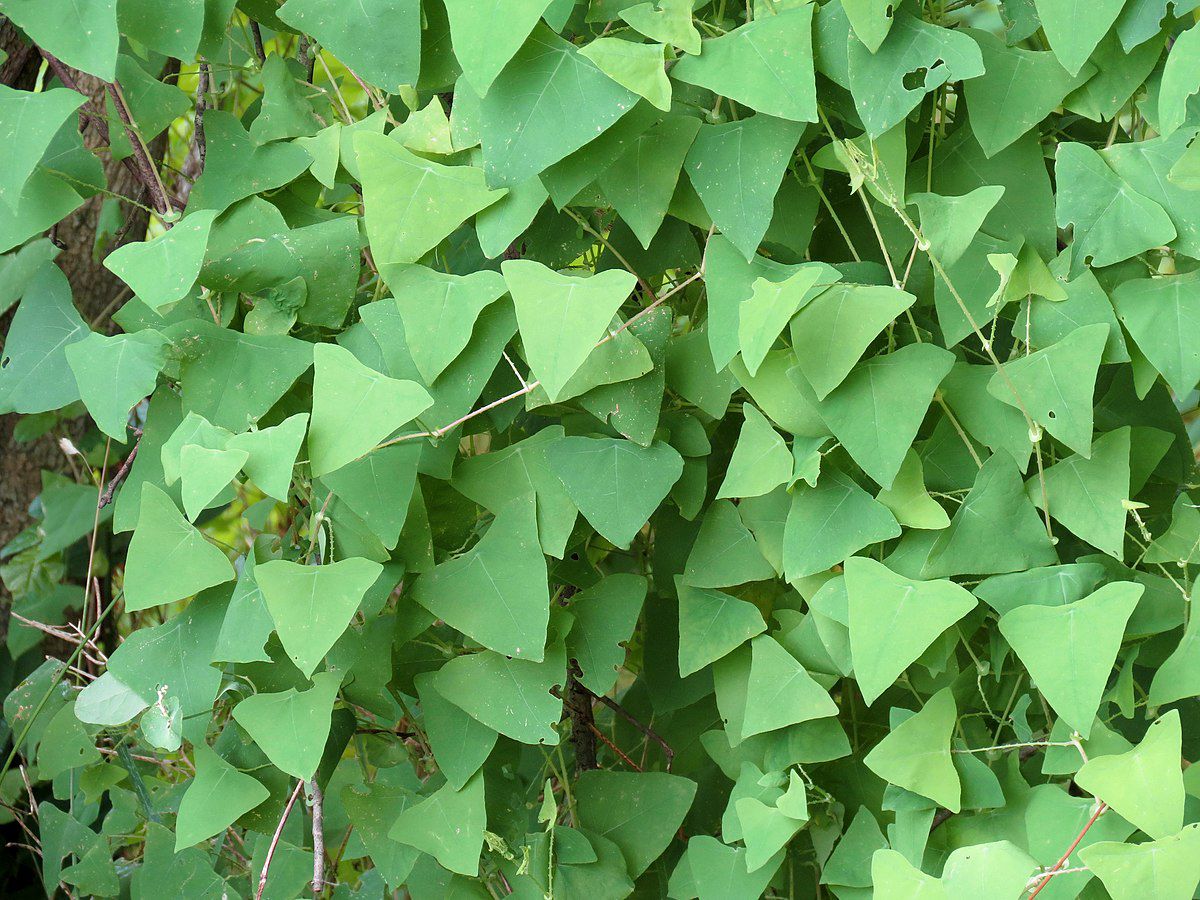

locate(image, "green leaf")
[[676, 576, 766, 677], [65, 330, 166, 442], [1150, 600, 1200, 705], [741, 634, 838, 738], [682, 835, 785, 899], [871, 849, 946, 899], [321, 444, 419, 550], [413, 496, 549, 660], [846, 557, 976, 705], [0, 264, 87, 415], [255, 557, 384, 677], [415, 673, 497, 791], [308, 343, 433, 477], [1112, 271, 1200, 399], [998, 581, 1142, 738], [987, 323, 1109, 457], [277, 0, 420, 92], [673, 6, 817, 122], [847, 13, 984, 137], [580, 38, 671, 112], [431, 639, 565, 744], [575, 771, 697, 878], [799, 343, 954, 490], [1, 0, 118, 80], [249, 53, 319, 143], [964, 30, 1091, 158], [0, 86, 85, 212], [564, 574, 647, 694], [735, 797, 805, 874], [684, 114, 804, 261], [342, 779, 419, 889], [876, 450, 950, 530], [189, 111, 312, 213], [620, 0, 701, 55], [546, 436, 683, 548], [716, 403, 793, 500], [783, 468, 901, 581], [389, 771, 486, 876], [231, 671, 342, 780], [840, 0, 896, 53], [123, 484, 234, 613], [502, 259, 636, 401], [941, 841, 1038, 898], [479, 23, 641, 186], [789, 282, 916, 400], [864, 688, 961, 812], [910, 187, 1005, 268], [356, 131, 505, 272], [441, 0, 553, 97], [1055, 143, 1176, 278], [1034, 0, 1125, 75], [174, 740, 269, 849], [1075, 710, 1185, 840], [179, 444, 247, 521], [684, 499, 776, 588], [103, 210, 218, 311], [1029, 427, 1130, 559], [1157, 20, 1200, 137], [924, 455, 1057, 578], [1080, 824, 1200, 900]]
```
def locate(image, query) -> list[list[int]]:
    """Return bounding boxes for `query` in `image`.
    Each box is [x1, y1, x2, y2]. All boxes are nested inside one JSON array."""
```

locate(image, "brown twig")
[[578, 685, 674, 771], [104, 81, 176, 218], [99, 434, 141, 508], [309, 779, 325, 895], [588, 722, 643, 771], [194, 61, 210, 173], [250, 22, 267, 64], [256, 780, 304, 900], [566, 665, 598, 773], [1026, 802, 1107, 898]]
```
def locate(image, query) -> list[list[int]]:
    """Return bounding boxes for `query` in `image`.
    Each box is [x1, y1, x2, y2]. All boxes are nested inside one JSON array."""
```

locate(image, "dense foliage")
[[4, 0, 1200, 897]]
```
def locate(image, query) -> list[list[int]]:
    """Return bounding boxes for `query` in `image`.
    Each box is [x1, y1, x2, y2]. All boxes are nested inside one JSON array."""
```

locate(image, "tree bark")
[[0, 19, 171, 617]]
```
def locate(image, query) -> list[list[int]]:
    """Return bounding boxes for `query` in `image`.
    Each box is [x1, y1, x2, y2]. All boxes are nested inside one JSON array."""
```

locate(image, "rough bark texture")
[[0, 19, 171, 610]]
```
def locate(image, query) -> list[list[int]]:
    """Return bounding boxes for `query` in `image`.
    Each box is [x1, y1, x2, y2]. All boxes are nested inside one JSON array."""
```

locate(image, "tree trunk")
[[0, 19, 172, 626]]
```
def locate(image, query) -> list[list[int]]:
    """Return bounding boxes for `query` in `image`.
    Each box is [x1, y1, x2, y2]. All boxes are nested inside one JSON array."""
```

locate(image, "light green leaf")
[[249, 53, 319, 143], [356, 131, 505, 272], [580, 38, 671, 112], [415, 673, 497, 792], [676, 576, 766, 677], [0, 86, 85, 212], [226, 413, 308, 502], [840, 0, 896, 53], [65, 330, 166, 441], [0, 264, 87, 415], [546, 436, 682, 548], [1034, 0, 1125, 75], [620, 0, 701, 55], [735, 798, 806, 874], [1029, 427, 1130, 559], [846, 557, 976, 705], [123, 484, 234, 613], [442, 0, 554, 97], [684, 500, 776, 588], [876, 450, 950, 530], [322, 444, 420, 550], [1075, 710, 1185, 840], [502, 259, 636, 401], [909, 187, 1006, 267], [987, 323, 1109, 457], [189, 111, 312, 213], [1055, 143, 1176, 278], [783, 468, 901, 581], [564, 574, 647, 695], [179, 444, 247, 521], [431, 639, 565, 744], [998, 581, 1142, 738], [1080, 824, 1200, 900], [864, 688, 961, 812], [941, 841, 1038, 899], [255, 557, 384, 677], [741, 634, 838, 738], [673, 6, 817, 122], [1158, 21, 1200, 137], [739, 266, 825, 377], [389, 771, 486, 876], [1112, 271, 1200, 398], [870, 849, 946, 899], [684, 114, 804, 260], [0, 0, 118, 80], [103, 210, 218, 311], [308, 342, 433, 477], [231, 672, 342, 780], [1150, 595, 1200, 705], [717, 403, 793, 500], [174, 741, 269, 850]]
